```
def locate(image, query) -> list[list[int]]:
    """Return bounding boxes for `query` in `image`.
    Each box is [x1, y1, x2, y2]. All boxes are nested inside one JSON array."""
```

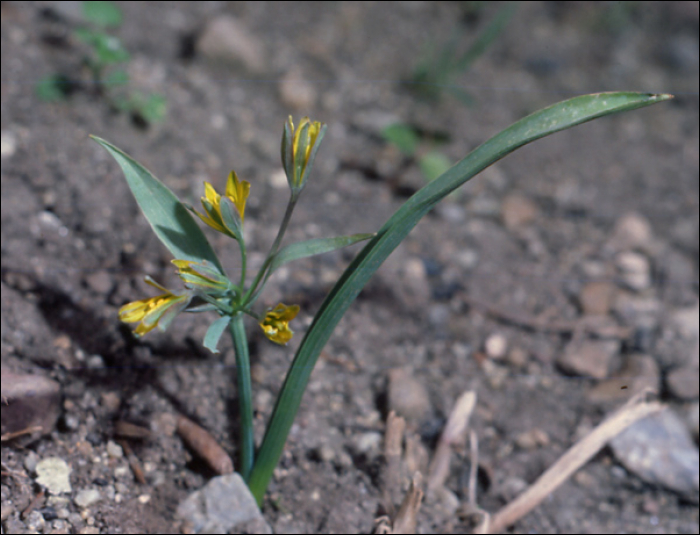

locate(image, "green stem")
[[238, 237, 248, 291], [230, 313, 254, 480], [243, 195, 298, 304]]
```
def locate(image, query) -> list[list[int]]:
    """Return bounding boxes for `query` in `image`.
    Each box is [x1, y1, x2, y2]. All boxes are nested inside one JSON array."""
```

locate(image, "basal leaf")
[[248, 92, 673, 505]]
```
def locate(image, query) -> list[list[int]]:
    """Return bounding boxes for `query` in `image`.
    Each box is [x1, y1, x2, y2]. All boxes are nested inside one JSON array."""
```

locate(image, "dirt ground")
[[1, 2, 699, 533]]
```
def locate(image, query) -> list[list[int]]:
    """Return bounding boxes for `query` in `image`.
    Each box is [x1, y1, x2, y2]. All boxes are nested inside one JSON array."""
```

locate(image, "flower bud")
[[281, 116, 326, 196]]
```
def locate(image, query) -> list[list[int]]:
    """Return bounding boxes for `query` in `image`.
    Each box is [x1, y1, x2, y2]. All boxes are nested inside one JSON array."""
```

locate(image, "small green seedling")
[[93, 92, 671, 507], [381, 123, 453, 183], [411, 1, 517, 104], [387, 3, 516, 186], [37, 1, 166, 126]]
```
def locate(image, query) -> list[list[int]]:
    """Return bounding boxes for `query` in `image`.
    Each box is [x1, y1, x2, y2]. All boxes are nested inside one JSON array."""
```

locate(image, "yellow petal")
[[224, 171, 250, 223], [259, 303, 300, 345], [203, 182, 221, 205]]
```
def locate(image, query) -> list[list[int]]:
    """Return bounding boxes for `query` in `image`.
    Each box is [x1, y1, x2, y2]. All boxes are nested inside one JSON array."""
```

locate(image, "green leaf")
[[203, 315, 231, 353], [104, 69, 129, 88], [35, 75, 72, 101], [82, 1, 123, 28], [73, 27, 99, 46], [90, 136, 226, 274], [247, 92, 673, 505], [269, 234, 376, 274], [419, 151, 452, 182], [139, 93, 167, 123], [381, 123, 419, 155], [93, 34, 129, 64]]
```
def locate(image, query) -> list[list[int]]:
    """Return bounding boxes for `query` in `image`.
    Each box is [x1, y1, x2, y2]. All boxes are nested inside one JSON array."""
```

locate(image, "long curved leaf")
[[91, 136, 225, 274], [247, 92, 673, 504]]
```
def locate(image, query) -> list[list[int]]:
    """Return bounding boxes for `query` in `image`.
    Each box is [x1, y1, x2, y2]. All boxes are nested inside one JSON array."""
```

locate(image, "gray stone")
[[501, 194, 538, 230], [177, 473, 271, 534], [197, 16, 266, 74], [578, 281, 615, 315], [1, 370, 61, 439], [484, 333, 508, 359], [616, 251, 652, 291], [74, 489, 101, 508], [610, 410, 699, 503], [387, 368, 431, 422], [35, 457, 72, 495], [279, 68, 317, 110], [587, 353, 660, 403], [666, 361, 700, 401], [610, 212, 653, 251], [557, 339, 620, 379]]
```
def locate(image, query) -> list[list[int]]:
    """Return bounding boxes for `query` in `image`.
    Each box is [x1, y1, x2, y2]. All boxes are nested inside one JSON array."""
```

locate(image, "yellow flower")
[[281, 116, 326, 194], [194, 171, 250, 238], [119, 278, 191, 336], [172, 259, 231, 294], [259, 303, 300, 345]]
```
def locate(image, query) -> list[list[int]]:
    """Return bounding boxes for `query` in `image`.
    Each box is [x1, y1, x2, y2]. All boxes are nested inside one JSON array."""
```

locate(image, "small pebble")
[[515, 428, 550, 450], [484, 333, 508, 359], [617, 251, 652, 291], [611, 213, 653, 249], [74, 489, 101, 508], [36, 457, 72, 495], [106, 441, 123, 459], [578, 281, 615, 315], [387, 368, 431, 422], [501, 194, 538, 230], [558, 339, 620, 379], [279, 68, 317, 110]]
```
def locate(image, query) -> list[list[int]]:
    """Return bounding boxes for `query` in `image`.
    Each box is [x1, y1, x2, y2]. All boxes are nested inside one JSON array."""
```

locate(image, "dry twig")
[[391, 472, 424, 535], [176, 414, 234, 475], [427, 391, 476, 494], [489, 389, 664, 533], [381, 411, 406, 517]]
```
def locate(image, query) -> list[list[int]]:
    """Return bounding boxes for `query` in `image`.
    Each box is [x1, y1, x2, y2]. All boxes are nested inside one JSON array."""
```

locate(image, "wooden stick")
[[489, 389, 664, 533]]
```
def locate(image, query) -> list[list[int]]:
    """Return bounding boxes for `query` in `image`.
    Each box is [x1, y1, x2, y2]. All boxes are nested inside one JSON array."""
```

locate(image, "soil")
[[1, 2, 698, 534]]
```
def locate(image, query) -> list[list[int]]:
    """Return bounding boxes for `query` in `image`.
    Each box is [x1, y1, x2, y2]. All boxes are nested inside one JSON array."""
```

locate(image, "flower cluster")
[[119, 116, 327, 347]]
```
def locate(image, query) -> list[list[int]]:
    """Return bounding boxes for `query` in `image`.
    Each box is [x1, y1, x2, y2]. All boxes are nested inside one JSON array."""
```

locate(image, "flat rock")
[[587, 353, 660, 403], [501, 194, 538, 230], [176, 473, 271, 534], [197, 16, 266, 74], [557, 339, 620, 379], [578, 281, 615, 315], [1, 370, 61, 438], [666, 359, 700, 401], [610, 410, 699, 503]]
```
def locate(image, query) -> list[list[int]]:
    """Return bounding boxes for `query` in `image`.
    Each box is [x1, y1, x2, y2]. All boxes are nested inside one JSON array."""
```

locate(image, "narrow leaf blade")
[[269, 234, 376, 274], [203, 315, 231, 354]]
